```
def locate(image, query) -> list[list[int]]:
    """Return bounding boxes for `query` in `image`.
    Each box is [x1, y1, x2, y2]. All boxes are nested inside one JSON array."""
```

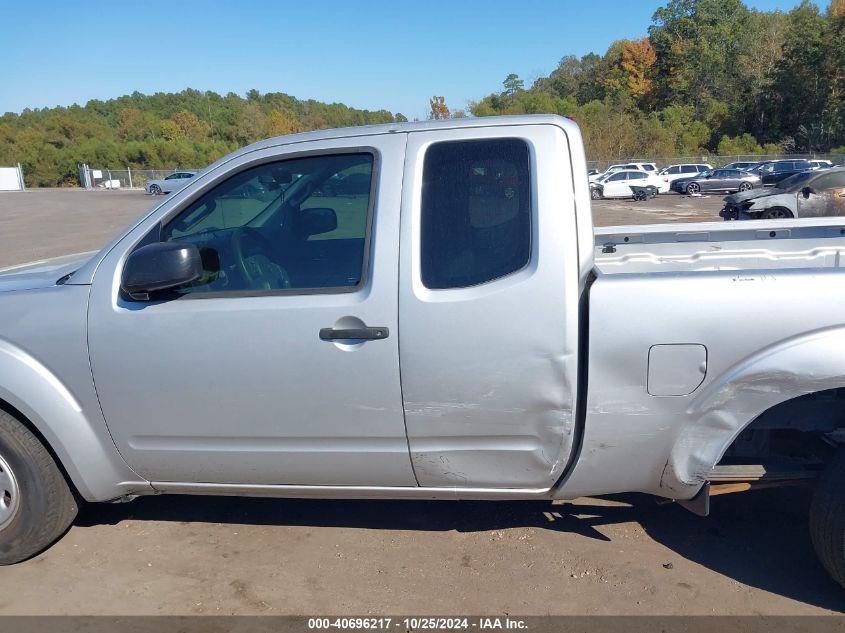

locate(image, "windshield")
[[775, 170, 816, 191]]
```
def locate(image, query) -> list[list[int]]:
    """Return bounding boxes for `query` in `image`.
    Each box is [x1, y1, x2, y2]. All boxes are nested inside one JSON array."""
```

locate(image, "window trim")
[[419, 136, 533, 291], [134, 148, 381, 300]]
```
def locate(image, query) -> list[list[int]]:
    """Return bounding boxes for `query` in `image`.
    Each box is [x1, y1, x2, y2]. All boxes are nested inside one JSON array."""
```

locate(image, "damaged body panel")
[[398, 124, 585, 489], [560, 220, 845, 500], [721, 167, 845, 220]]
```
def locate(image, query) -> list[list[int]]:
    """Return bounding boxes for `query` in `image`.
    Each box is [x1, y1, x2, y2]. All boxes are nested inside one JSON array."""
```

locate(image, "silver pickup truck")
[[0, 116, 842, 588]]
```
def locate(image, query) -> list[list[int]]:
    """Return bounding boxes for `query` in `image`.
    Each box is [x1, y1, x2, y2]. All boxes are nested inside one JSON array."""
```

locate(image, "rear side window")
[[421, 139, 531, 290], [681, 165, 698, 173]]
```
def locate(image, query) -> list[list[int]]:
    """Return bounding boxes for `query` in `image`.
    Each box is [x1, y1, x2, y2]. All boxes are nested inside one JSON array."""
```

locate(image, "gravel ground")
[[0, 188, 841, 616]]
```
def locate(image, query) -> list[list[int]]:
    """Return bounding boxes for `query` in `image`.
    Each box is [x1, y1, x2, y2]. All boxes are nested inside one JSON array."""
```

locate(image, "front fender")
[[0, 337, 150, 501], [663, 326, 845, 495]]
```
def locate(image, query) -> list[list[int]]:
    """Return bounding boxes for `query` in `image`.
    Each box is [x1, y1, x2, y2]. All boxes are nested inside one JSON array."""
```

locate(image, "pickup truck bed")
[[595, 218, 845, 274], [560, 216, 845, 504]]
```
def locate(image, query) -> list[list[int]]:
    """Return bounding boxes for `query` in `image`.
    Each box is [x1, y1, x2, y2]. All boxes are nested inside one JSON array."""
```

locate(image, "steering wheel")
[[230, 227, 291, 290]]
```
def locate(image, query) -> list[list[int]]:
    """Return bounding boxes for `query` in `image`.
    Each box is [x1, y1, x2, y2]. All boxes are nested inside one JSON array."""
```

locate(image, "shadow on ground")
[[76, 486, 844, 611]]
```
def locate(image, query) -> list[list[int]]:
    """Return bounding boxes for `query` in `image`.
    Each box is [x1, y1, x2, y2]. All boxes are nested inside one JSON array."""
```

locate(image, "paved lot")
[[0, 189, 724, 269], [0, 189, 840, 615]]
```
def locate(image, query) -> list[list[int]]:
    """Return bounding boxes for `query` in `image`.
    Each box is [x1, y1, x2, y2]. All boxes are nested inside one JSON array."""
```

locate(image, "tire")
[[810, 448, 845, 588], [739, 182, 753, 192], [761, 207, 793, 220], [0, 410, 77, 564], [686, 182, 700, 194], [149, 184, 161, 195], [590, 188, 603, 200]]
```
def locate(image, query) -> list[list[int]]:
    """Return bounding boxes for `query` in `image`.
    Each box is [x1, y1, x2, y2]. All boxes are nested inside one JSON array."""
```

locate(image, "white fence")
[[0, 164, 25, 191]]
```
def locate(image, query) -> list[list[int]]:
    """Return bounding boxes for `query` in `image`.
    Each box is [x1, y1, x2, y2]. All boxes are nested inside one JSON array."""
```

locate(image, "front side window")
[[421, 139, 530, 290], [159, 152, 374, 295]]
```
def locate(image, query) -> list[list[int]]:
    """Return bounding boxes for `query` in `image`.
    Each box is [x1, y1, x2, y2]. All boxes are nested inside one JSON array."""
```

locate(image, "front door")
[[88, 134, 417, 486]]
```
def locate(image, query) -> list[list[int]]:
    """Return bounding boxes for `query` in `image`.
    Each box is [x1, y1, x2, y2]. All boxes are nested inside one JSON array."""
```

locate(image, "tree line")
[[461, 0, 845, 161], [0, 89, 404, 186], [2, 0, 843, 186]]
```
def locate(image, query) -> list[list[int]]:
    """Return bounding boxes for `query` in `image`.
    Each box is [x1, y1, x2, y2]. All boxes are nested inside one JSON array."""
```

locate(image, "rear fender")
[[662, 327, 845, 496]]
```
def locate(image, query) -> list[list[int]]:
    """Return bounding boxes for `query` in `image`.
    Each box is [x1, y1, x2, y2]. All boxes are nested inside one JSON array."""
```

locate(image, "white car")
[[144, 171, 198, 195], [808, 160, 834, 170], [589, 162, 655, 183], [590, 169, 667, 199], [657, 163, 713, 188]]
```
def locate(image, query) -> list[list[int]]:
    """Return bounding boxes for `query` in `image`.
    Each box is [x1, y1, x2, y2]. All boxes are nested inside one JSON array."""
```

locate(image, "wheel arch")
[[661, 327, 845, 497], [0, 339, 150, 502]]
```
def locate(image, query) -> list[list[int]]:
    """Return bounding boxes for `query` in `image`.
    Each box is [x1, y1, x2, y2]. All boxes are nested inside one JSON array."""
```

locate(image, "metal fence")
[[586, 154, 845, 172], [78, 164, 200, 190]]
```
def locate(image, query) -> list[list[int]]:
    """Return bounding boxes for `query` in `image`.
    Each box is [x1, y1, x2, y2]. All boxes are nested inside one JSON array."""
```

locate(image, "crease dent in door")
[[404, 346, 577, 488]]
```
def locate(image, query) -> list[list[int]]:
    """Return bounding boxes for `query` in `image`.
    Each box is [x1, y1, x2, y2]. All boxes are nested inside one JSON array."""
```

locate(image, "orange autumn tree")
[[621, 38, 657, 100]]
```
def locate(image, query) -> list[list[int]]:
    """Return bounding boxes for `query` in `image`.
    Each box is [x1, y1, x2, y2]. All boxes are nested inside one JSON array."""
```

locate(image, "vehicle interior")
[[158, 154, 373, 294]]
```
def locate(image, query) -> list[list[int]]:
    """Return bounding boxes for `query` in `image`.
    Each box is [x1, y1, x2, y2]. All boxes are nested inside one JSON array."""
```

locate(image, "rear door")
[[797, 170, 845, 217], [398, 124, 581, 489]]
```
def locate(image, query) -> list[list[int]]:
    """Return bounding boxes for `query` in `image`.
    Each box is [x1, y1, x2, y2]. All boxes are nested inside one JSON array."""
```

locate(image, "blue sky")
[[0, 0, 828, 120]]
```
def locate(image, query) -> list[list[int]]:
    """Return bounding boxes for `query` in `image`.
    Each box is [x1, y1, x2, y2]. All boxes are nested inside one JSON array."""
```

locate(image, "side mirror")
[[296, 207, 337, 237], [121, 242, 203, 301], [802, 186, 815, 198]]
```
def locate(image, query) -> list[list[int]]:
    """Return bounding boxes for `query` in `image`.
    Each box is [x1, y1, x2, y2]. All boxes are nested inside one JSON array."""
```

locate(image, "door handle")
[[319, 326, 389, 341]]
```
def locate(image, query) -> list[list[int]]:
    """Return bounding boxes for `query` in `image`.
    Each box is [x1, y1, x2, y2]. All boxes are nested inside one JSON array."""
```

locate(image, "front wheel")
[[686, 182, 700, 194], [810, 448, 845, 588], [761, 207, 793, 219], [739, 182, 753, 192], [149, 184, 161, 195], [590, 188, 603, 200], [0, 410, 77, 564]]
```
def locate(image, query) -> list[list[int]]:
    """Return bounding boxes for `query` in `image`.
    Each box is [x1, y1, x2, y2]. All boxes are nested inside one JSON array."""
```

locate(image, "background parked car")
[[721, 166, 845, 220], [657, 163, 712, 188], [671, 168, 762, 194], [746, 159, 812, 186], [722, 161, 759, 170], [590, 169, 666, 199], [144, 171, 197, 195], [808, 159, 834, 170], [589, 163, 653, 183]]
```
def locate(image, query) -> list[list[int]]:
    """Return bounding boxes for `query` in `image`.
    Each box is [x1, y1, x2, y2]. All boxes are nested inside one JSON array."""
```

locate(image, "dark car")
[[746, 159, 812, 186], [721, 167, 845, 220], [722, 161, 759, 170], [671, 168, 762, 194]]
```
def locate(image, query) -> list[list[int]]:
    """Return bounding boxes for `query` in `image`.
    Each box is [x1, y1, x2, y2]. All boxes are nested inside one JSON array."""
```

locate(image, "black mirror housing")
[[297, 207, 338, 237], [121, 242, 203, 301], [802, 186, 815, 198]]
